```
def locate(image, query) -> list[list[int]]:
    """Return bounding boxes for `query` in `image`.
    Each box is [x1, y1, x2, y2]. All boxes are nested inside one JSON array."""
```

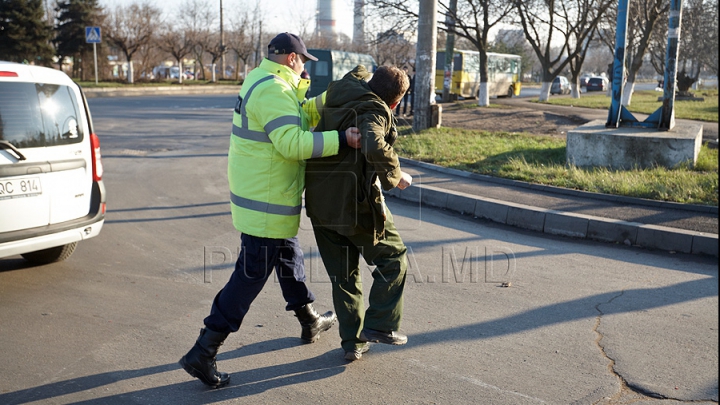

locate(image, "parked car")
[[586, 77, 609, 92], [0, 61, 106, 264], [550, 75, 571, 95], [579, 75, 592, 88]]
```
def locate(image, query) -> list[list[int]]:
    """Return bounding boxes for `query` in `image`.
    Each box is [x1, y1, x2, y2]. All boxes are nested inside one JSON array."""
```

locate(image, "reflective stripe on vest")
[[315, 93, 323, 113], [232, 75, 275, 142], [311, 132, 325, 158], [230, 192, 302, 216], [264, 115, 301, 134]]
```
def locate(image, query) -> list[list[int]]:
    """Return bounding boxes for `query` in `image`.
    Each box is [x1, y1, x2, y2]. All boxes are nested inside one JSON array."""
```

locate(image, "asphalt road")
[[0, 95, 717, 404]]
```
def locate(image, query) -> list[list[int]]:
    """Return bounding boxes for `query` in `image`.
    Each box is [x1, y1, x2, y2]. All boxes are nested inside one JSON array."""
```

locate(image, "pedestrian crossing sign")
[[85, 27, 101, 43]]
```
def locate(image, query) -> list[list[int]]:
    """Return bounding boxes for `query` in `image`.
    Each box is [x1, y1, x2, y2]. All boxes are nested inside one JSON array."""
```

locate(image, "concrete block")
[[399, 185, 421, 203], [567, 119, 703, 169], [544, 212, 589, 238], [636, 225, 694, 253], [446, 193, 478, 215], [420, 186, 448, 209], [474, 199, 509, 224], [587, 218, 639, 244], [506, 206, 546, 232], [691, 234, 719, 257]]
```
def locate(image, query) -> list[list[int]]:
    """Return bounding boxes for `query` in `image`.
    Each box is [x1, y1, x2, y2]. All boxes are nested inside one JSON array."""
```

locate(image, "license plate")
[[0, 177, 42, 200]]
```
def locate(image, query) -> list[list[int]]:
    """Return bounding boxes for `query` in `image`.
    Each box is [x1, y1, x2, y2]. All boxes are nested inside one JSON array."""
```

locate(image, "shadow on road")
[[0, 337, 345, 405]]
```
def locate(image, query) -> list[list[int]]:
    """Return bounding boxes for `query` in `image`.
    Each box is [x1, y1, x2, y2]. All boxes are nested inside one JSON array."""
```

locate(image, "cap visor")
[[304, 52, 318, 62]]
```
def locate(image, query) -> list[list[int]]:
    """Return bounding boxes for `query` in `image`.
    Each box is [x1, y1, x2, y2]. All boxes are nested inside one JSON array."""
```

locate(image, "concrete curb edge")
[[385, 183, 719, 257]]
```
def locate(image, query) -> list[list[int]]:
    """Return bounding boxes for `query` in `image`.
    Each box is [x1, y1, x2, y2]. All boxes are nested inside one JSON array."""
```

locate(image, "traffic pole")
[[93, 43, 98, 85]]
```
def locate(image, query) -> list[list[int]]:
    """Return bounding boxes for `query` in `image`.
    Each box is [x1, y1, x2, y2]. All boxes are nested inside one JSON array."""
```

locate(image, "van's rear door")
[[0, 82, 91, 232]]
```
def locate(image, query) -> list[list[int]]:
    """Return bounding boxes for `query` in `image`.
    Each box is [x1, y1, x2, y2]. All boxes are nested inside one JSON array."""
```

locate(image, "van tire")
[[21, 242, 78, 264]]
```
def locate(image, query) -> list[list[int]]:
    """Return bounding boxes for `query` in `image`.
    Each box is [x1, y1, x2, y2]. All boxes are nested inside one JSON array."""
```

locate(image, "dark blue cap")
[[268, 33, 318, 61]]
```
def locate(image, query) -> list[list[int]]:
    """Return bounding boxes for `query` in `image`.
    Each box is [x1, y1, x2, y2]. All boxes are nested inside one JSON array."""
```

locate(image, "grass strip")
[[395, 127, 718, 206]]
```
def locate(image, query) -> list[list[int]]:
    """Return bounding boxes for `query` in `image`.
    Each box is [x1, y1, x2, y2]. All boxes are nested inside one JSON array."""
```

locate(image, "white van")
[[0, 62, 106, 264]]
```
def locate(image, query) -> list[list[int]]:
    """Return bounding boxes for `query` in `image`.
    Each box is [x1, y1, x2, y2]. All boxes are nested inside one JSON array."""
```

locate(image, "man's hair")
[[368, 66, 410, 106], [267, 53, 287, 64]]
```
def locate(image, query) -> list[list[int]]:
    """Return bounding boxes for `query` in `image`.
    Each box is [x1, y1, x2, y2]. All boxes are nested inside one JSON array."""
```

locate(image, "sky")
[[100, 0, 356, 39]]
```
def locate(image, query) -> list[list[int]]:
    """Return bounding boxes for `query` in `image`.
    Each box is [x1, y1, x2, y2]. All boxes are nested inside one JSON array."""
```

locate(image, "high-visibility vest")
[[228, 58, 338, 239]]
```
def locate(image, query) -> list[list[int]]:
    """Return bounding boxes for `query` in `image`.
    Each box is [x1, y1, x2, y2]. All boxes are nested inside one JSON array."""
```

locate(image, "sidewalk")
[[387, 158, 718, 257]]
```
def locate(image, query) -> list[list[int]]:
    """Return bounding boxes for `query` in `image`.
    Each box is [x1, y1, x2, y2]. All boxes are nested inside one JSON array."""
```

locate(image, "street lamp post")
[[220, 0, 225, 80]]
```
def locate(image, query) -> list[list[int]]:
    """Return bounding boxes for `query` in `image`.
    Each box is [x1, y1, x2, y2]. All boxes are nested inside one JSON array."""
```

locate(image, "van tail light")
[[90, 133, 103, 181], [0, 71, 19, 77]]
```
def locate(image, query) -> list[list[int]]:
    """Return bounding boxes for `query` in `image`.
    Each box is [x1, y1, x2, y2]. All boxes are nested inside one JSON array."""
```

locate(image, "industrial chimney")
[[316, 0, 337, 37], [353, 0, 365, 45]]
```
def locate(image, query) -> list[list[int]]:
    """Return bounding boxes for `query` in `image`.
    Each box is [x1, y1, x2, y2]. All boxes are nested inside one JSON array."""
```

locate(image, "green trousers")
[[312, 209, 408, 352]]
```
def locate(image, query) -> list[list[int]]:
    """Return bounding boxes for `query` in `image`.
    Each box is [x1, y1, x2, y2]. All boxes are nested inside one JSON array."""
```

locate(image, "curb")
[[389, 160, 718, 257], [83, 85, 240, 98]]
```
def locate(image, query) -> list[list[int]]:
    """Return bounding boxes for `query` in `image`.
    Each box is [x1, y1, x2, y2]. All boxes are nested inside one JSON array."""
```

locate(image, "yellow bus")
[[435, 50, 522, 98]]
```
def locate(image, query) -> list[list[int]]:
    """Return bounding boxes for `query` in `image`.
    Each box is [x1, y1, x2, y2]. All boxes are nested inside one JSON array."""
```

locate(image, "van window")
[[0, 82, 84, 148], [314, 61, 329, 77]]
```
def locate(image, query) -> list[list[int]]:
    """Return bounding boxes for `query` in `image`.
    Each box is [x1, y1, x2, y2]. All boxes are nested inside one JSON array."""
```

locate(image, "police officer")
[[179, 32, 361, 388]]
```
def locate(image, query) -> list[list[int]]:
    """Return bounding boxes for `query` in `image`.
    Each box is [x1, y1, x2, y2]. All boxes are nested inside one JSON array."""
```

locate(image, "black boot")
[[179, 328, 230, 388], [294, 304, 337, 343]]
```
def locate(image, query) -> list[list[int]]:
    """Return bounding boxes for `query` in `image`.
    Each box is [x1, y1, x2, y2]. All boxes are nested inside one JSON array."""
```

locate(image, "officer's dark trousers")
[[311, 209, 408, 352], [204, 234, 315, 334]]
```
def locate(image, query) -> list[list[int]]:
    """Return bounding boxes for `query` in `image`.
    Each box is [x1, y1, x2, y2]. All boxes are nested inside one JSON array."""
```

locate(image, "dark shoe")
[[359, 328, 407, 345], [294, 303, 337, 343], [344, 344, 370, 361], [179, 328, 230, 388]]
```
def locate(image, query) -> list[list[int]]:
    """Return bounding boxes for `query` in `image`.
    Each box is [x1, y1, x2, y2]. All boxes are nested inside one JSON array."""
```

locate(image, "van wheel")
[[507, 86, 514, 98], [21, 242, 78, 265]]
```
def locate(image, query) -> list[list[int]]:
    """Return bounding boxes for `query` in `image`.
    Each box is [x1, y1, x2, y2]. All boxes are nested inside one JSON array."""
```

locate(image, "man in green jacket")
[[305, 65, 412, 361], [179, 33, 361, 388]]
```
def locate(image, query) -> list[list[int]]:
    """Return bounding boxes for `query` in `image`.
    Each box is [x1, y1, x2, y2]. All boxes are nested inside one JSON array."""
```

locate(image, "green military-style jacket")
[[305, 65, 403, 244]]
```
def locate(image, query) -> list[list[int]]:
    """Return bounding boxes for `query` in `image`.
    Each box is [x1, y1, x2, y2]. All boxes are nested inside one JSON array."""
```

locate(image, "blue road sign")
[[85, 27, 101, 44]]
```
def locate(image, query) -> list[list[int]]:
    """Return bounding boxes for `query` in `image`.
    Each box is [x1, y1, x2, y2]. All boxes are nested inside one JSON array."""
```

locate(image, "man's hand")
[[345, 127, 361, 149], [397, 171, 412, 190]]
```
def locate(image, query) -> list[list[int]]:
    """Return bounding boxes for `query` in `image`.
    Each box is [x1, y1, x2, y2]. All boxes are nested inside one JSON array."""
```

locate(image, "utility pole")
[[441, 0, 457, 102], [413, 0, 439, 132], [220, 0, 225, 80]]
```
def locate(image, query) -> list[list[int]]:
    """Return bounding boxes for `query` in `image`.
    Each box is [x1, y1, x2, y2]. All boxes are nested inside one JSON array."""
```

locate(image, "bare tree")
[[104, 1, 162, 83], [597, 0, 669, 105], [366, 0, 517, 106], [678, 0, 719, 84], [178, 0, 215, 81], [565, 25, 602, 98], [440, 0, 515, 106], [135, 42, 164, 80], [206, 31, 226, 82], [226, 11, 250, 80], [227, 1, 263, 80], [285, 0, 316, 39], [647, 11, 667, 83], [157, 24, 194, 83], [514, 0, 613, 102], [373, 30, 415, 67]]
